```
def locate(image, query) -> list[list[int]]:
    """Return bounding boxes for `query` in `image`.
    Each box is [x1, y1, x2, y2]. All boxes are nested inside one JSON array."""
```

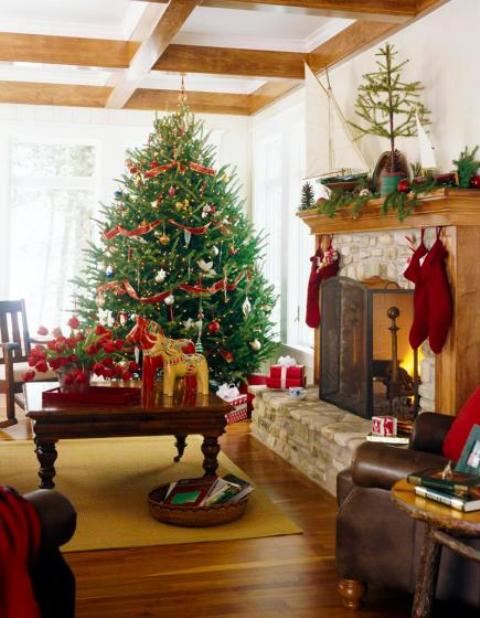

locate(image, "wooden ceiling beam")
[[0, 33, 136, 69], [132, 0, 415, 22], [127, 89, 251, 115], [0, 81, 251, 115], [107, 0, 200, 109], [154, 44, 305, 79], [0, 81, 110, 108]]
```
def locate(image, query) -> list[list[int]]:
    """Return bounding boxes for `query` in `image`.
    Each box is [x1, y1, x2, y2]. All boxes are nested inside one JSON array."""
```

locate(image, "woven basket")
[[148, 484, 248, 527]]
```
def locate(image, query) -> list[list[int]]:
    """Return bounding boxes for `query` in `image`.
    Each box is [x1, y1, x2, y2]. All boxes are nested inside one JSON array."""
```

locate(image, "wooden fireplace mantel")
[[297, 188, 480, 236], [297, 188, 480, 416]]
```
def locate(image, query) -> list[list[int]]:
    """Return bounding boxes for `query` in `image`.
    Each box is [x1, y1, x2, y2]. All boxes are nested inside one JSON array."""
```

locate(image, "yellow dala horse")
[[126, 316, 209, 396]]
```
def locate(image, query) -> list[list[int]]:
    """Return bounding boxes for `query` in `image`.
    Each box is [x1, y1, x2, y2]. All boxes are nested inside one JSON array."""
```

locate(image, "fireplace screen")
[[320, 277, 417, 419]]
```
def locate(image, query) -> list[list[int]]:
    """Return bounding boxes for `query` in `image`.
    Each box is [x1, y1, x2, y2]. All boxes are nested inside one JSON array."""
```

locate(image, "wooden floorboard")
[[0, 397, 462, 617]]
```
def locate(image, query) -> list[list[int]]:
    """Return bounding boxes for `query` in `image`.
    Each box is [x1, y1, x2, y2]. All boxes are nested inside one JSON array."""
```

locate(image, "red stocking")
[[424, 231, 452, 353], [305, 240, 340, 328], [403, 229, 429, 350]]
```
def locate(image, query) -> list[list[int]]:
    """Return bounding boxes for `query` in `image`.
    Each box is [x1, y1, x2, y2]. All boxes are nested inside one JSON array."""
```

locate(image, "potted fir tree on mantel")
[[349, 43, 431, 196]]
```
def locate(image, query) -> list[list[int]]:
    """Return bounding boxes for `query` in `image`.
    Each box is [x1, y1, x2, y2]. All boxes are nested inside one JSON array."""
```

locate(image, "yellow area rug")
[[0, 436, 301, 552]]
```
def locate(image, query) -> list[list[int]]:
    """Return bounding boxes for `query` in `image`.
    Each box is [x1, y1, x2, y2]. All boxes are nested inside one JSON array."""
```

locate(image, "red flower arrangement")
[[23, 316, 138, 392]]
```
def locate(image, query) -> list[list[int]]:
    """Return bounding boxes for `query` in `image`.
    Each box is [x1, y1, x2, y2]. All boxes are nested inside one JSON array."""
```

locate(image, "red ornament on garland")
[[207, 320, 221, 333], [168, 186, 177, 197], [218, 348, 234, 363], [397, 179, 411, 193], [470, 175, 480, 189]]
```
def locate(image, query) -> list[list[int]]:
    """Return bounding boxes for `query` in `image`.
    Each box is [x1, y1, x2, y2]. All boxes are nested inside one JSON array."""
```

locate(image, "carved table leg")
[[34, 438, 58, 489], [411, 525, 441, 618], [338, 579, 367, 610], [201, 436, 220, 477], [174, 435, 187, 462]]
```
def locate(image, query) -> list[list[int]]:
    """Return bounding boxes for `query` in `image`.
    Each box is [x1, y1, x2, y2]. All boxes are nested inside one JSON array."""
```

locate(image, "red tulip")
[[122, 371, 132, 381], [128, 361, 139, 372], [23, 370, 35, 382], [95, 325, 108, 336], [102, 341, 117, 354], [49, 359, 60, 370], [114, 339, 124, 350], [85, 344, 98, 355], [35, 361, 48, 373], [37, 326, 49, 336], [67, 316, 80, 330], [102, 357, 113, 367], [63, 373, 74, 385], [75, 371, 89, 384], [93, 363, 105, 376]]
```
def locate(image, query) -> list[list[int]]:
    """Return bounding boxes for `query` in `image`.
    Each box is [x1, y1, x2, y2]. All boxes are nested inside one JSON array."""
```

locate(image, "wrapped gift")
[[372, 415, 397, 437], [267, 356, 305, 390], [217, 383, 248, 424]]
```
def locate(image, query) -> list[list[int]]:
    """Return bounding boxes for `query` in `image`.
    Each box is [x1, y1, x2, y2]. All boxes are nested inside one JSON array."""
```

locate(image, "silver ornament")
[[184, 230, 192, 247], [155, 268, 167, 283], [242, 297, 252, 318], [249, 339, 262, 351], [164, 294, 175, 306], [212, 245, 220, 256]]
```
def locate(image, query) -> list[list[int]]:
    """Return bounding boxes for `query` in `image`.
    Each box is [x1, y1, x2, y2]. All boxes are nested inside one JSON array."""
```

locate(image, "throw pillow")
[[443, 386, 480, 461]]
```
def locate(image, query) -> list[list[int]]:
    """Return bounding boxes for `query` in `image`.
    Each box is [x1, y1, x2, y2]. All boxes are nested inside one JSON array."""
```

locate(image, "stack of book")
[[407, 468, 480, 512], [161, 474, 254, 508]]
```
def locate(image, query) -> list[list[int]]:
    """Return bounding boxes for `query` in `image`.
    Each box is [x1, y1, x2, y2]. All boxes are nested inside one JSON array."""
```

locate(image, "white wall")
[[329, 0, 480, 172], [0, 104, 251, 298]]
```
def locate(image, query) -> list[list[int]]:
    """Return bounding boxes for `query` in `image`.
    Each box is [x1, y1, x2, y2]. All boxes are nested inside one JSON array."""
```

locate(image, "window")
[[8, 141, 98, 328], [252, 98, 314, 351]]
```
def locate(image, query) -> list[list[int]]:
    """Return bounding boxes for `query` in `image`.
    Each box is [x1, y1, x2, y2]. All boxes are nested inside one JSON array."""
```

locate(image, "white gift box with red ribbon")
[[372, 415, 397, 437], [216, 383, 248, 424]]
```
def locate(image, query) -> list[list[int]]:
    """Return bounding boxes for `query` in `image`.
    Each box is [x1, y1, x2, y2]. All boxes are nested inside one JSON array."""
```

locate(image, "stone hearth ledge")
[[250, 386, 371, 497]]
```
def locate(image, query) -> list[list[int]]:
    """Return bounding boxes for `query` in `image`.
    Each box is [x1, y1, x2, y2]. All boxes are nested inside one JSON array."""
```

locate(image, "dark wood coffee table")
[[24, 382, 230, 490]]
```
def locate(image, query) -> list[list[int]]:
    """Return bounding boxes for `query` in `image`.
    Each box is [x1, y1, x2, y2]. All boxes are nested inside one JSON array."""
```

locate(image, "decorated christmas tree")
[[73, 97, 277, 384]]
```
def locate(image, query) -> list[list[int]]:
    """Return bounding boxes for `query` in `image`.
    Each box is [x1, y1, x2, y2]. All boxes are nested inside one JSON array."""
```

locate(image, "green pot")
[[380, 172, 406, 197]]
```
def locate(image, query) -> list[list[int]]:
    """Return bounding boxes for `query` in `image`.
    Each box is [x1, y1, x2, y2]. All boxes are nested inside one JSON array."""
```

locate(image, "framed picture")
[[456, 425, 480, 475]]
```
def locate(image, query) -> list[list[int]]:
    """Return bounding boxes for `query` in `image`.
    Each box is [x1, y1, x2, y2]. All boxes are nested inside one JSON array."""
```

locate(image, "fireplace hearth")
[[320, 276, 417, 419]]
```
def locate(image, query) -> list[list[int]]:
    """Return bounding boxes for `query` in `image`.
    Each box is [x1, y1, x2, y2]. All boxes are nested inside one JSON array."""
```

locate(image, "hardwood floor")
[[0, 399, 463, 617]]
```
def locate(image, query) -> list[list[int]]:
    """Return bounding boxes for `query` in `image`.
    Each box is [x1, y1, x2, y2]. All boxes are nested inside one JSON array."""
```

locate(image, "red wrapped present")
[[217, 384, 249, 424], [267, 357, 305, 390], [266, 376, 306, 389]]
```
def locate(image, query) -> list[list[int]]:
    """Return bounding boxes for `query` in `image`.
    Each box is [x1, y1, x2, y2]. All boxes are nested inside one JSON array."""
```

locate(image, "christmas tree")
[[73, 97, 277, 384], [349, 43, 431, 172], [300, 181, 315, 211]]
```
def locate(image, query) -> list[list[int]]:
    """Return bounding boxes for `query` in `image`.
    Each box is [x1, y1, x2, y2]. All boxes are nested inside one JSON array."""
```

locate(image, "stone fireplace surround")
[[252, 190, 480, 496], [251, 228, 432, 497]]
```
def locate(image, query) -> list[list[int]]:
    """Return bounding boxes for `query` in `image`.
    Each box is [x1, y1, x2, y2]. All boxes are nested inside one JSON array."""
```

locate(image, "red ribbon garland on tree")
[[97, 273, 244, 304], [103, 219, 211, 241], [142, 160, 216, 179]]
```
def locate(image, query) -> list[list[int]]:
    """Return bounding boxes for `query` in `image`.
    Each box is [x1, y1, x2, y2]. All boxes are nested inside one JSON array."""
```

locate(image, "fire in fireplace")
[[319, 276, 419, 419]]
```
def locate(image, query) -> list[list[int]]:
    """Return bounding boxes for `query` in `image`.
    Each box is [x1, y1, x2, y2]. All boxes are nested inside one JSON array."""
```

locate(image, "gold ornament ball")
[[249, 339, 262, 351], [158, 234, 170, 245]]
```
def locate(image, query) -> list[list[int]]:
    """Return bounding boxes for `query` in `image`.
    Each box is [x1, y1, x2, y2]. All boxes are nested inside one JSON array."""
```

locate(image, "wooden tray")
[[148, 484, 248, 527], [42, 386, 141, 406]]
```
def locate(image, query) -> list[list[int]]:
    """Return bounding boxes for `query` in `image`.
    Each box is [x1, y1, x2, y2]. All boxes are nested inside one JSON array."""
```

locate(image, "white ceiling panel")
[[0, 0, 148, 39], [175, 6, 352, 52]]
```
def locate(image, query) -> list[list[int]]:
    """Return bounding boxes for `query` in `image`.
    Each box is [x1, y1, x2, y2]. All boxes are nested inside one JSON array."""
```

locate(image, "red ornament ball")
[[470, 175, 480, 189], [207, 320, 221, 333], [397, 179, 411, 193]]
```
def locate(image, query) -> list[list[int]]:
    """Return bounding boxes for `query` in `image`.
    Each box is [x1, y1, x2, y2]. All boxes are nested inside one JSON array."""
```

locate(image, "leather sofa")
[[336, 412, 480, 610], [13, 489, 76, 617]]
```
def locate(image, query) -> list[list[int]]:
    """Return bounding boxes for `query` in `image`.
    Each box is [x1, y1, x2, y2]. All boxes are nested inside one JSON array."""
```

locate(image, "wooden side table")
[[392, 479, 480, 618]]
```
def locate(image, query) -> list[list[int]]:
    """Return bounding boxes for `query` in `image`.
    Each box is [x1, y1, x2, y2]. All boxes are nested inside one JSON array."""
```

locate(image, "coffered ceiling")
[[0, 0, 450, 115]]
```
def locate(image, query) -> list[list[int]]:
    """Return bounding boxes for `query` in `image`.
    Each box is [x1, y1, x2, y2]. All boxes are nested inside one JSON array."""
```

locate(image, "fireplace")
[[320, 276, 417, 419]]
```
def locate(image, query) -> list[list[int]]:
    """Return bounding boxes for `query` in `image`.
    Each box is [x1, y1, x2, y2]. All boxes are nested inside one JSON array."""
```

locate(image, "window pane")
[[9, 187, 95, 328], [12, 143, 95, 178]]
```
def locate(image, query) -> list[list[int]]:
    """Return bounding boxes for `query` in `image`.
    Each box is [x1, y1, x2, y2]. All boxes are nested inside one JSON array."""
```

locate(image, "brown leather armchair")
[[10, 489, 76, 617], [336, 412, 480, 611]]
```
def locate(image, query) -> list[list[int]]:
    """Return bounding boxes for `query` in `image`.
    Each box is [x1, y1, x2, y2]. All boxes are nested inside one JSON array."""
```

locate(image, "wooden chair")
[[0, 299, 55, 427]]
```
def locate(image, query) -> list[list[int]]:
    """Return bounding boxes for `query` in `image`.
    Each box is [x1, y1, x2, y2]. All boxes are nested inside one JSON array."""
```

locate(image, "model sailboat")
[[304, 62, 370, 190], [415, 110, 437, 172]]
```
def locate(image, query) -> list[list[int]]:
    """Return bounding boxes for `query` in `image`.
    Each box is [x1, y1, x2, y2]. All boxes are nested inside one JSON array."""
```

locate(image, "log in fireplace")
[[320, 276, 418, 419]]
